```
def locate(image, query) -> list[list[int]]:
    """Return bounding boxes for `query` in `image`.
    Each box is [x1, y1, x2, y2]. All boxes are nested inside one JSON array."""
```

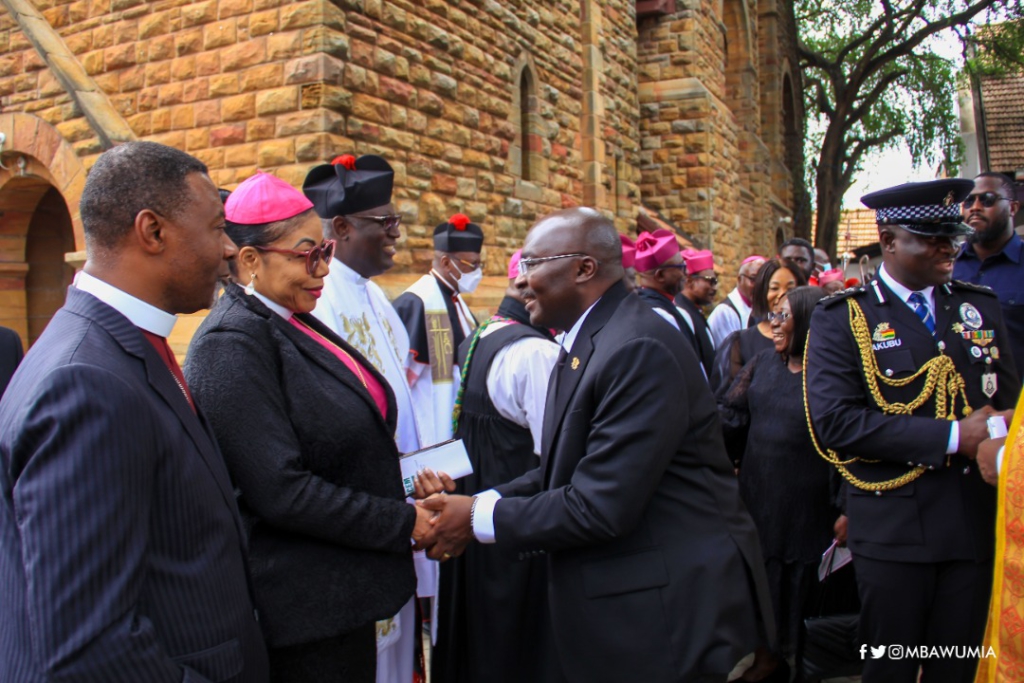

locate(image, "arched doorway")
[[25, 186, 75, 344], [0, 175, 75, 346]]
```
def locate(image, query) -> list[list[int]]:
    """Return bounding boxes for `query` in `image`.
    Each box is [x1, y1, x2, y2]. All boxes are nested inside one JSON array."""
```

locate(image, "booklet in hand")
[[400, 438, 474, 496]]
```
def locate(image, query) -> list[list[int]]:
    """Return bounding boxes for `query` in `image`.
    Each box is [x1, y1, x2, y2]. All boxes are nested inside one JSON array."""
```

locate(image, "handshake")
[[409, 469, 477, 561]]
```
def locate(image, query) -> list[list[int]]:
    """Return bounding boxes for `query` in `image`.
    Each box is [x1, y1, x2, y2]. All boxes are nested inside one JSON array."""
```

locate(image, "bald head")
[[527, 208, 624, 280], [516, 207, 625, 331]]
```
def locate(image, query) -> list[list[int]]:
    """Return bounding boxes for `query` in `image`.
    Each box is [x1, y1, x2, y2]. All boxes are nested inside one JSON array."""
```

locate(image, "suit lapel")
[[933, 284, 956, 339], [65, 288, 240, 513], [540, 282, 628, 484], [275, 311, 398, 435]]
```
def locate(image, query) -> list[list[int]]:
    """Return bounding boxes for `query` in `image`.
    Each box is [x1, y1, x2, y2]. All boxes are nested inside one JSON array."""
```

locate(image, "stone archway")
[[0, 113, 87, 346]]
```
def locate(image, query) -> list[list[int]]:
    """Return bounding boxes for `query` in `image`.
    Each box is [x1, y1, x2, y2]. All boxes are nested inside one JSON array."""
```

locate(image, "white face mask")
[[455, 265, 483, 294]]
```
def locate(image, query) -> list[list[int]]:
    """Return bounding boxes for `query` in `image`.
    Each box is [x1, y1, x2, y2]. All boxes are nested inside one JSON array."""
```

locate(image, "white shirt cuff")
[[997, 445, 1006, 475], [946, 421, 959, 455], [471, 489, 502, 544]]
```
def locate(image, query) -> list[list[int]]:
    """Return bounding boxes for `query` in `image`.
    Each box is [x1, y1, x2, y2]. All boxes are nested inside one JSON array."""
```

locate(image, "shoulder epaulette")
[[819, 285, 866, 308], [950, 280, 997, 296]]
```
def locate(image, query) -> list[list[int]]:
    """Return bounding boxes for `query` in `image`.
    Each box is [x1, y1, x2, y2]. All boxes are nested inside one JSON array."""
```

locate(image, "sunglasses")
[[962, 192, 1011, 209], [353, 214, 402, 231], [254, 239, 337, 275], [691, 275, 719, 285]]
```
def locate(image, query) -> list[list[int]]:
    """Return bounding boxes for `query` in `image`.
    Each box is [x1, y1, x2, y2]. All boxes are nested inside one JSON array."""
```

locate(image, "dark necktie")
[[141, 330, 195, 411], [908, 292, 935, 336]]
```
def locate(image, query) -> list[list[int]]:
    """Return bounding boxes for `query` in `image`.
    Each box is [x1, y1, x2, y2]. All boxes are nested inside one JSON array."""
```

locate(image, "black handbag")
[[797, 549, 863, 681]]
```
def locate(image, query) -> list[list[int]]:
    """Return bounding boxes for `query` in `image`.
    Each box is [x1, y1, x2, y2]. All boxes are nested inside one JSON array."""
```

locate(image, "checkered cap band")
[[875, 202, 963, 225]]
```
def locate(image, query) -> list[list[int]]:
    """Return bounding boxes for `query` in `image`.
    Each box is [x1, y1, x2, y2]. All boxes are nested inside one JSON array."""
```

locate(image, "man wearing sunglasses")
[[393, 214, 483, 449], [955, 172, 1023, 382]]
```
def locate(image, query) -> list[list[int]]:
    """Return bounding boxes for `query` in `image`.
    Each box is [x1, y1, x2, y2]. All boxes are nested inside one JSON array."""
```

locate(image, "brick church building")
[[0, 0, 806, 352]]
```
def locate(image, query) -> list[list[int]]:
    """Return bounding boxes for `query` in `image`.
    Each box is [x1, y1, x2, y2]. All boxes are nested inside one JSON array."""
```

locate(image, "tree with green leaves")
[[797, 0, 1024, 254]]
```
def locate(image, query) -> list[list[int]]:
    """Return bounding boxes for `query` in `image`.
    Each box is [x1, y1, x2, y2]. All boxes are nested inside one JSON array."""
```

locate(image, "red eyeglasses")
[[253, 239, 337, 275]]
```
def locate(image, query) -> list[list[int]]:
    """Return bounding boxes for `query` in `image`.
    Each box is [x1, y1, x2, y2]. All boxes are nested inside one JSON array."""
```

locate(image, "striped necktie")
[[908, 291, 935, 336]]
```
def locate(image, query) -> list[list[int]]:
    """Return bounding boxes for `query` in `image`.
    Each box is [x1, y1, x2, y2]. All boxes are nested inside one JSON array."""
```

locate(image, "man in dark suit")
[[806, 179, 1019, 682], [422, 208, 773, 682], [0, 141, 269, 682], [0, 325, 23, 395]]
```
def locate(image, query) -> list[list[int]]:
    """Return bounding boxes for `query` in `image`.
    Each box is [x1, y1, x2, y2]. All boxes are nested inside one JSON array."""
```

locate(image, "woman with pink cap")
[[184, 172, 448, 682]]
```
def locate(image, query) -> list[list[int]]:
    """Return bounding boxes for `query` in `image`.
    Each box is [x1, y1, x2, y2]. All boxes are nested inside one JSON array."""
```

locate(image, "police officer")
[[805, 178, 1019, 682]]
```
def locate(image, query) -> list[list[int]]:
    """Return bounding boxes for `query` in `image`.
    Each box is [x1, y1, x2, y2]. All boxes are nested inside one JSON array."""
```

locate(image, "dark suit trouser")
[[854, 555, 992, 683]]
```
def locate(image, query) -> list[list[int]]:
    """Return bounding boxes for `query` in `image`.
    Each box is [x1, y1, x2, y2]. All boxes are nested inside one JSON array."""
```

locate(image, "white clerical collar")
[[243, 284, 294, 320], [877, 264, 934, 307], [561, 298, 600, 354], [334, 259, 370, 287], [75, 270, 177, 337]]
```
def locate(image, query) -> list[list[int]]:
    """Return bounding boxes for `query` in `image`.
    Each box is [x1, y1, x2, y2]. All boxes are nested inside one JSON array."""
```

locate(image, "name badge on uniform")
[[982, 372, 998, 399], [871, 322, 901, 350]]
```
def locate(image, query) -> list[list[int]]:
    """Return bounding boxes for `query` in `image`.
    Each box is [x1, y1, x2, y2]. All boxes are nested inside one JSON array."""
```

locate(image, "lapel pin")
[[571, 357, 580, 370]]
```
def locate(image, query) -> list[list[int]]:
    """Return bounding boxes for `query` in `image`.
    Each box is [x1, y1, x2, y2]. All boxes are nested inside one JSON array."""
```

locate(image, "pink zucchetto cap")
[[818, 269, 845, 285], [620, 234, 636, 269], [225, 171, 314, 225], [507, 249, 522, 279], [681, 248, 715, 274], [742, 254, 767, 266], [634, 230, 681, 272]]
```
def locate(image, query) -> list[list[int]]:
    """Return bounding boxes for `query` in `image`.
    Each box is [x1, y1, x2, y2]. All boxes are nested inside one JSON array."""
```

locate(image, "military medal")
[[982, 372, 998, 398], [959, 303, 983, 330], [951, 322, 964, 334], [970, 346, 983, 359], [992, 347, 1000, 360]]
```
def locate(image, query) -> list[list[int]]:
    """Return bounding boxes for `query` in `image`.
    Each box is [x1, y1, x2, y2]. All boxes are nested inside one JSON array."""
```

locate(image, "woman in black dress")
[[719, 286, 838, 680], [710, 258, 807, 393]]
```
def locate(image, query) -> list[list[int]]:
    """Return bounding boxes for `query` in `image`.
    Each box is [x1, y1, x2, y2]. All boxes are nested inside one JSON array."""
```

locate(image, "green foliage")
[[797, 0, 1024, 250]]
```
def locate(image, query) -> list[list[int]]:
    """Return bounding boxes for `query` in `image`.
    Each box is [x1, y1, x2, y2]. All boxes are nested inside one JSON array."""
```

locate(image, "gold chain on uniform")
[[802, 297, 972, 492]]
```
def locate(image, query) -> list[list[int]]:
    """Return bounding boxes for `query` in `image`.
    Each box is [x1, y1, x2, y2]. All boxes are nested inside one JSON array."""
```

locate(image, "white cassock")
[[312, 260, 427, 683]]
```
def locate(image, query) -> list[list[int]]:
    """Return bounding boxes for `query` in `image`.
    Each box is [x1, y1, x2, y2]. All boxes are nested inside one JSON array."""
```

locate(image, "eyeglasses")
[[352, 214, 402, 231], [961, 192, 1011, 209], [738, 273, 758, 283], [656, 264, 687, 271], [691, 275, 719, 285], [766, 311, 791, 323], [517, 253, 593, 276], [453, 256, 481, 272], [253, 239, 337, 275]]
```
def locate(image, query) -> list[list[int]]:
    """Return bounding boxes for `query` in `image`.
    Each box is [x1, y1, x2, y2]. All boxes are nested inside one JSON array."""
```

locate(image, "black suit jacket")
[[493, 282, 773, 681], [806, 278, 1020, 563], [0, 325, 23, 396], [0, 287, 268, 683], [184, 285, 416, 649]]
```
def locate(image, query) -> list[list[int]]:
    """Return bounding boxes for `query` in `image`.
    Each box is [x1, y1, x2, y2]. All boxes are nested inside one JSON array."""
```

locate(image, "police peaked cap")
[[861, 178, 974, 237], [433, 213, 484, 253], [302, 154, 395, 218]]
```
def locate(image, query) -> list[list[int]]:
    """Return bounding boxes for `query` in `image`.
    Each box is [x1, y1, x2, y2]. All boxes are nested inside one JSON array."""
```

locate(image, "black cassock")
[[432, 296, 561, 683]]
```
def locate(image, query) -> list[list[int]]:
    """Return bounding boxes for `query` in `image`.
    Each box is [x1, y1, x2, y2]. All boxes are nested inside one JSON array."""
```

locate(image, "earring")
[[245, 273, 256, 296]]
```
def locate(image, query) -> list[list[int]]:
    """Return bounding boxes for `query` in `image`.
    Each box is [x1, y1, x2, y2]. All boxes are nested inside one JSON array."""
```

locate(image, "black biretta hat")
[[302, 154, 394, 218], [861, 178, 974, 237], [433, 213, 484, 253]]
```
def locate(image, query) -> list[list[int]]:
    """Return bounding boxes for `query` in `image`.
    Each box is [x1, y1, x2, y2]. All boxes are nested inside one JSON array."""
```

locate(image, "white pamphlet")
[[400, 438, 473, 496], [818, 539, 853, 581]]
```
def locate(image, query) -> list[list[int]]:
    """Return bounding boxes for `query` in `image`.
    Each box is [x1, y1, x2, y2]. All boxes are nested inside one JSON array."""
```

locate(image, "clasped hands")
[[408, 469, 475, 561]]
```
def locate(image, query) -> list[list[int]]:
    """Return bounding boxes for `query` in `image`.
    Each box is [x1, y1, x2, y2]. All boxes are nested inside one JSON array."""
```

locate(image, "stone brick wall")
[[637, 0, 802, 285], [0, 0, 804, 349]]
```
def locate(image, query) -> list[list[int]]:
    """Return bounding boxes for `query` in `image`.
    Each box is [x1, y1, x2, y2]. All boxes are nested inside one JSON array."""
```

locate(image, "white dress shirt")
[[472, 299, 600, 543], [876, 264, 958, 454]]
